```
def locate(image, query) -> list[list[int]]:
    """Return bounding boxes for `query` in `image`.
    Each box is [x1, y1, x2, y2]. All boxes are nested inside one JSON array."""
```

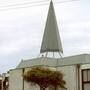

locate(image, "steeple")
[[40, 1, 63, 54]]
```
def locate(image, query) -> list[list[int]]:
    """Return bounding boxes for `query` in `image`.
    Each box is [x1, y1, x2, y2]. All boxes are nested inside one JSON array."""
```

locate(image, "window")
[[82, 69, 90, 83], [82, 69, 90, 90]]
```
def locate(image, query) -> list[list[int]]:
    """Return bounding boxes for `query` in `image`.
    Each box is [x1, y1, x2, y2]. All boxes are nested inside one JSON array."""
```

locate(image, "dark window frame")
[[82, 69, 90, 90]]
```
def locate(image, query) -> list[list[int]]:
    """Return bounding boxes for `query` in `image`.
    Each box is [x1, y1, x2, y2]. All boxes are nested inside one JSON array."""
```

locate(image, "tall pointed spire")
[[40, 1, 63, 54]]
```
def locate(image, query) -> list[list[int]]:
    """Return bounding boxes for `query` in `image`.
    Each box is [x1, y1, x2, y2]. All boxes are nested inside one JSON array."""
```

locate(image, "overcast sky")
[[0, 0, 90, 73]]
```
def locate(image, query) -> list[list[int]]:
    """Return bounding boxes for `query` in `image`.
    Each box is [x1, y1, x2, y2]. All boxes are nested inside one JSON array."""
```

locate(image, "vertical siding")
[[9, 65, 79, 90], [57, 66, 77, 90], [9, 69, 23, 90]]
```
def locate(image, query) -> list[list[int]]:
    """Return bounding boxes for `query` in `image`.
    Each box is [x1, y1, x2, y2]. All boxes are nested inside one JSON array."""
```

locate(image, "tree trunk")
[[55, 86, 57, 90], [40, 87, 45, 90]]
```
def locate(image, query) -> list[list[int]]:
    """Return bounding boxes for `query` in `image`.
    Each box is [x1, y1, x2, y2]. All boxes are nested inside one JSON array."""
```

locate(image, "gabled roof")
[[16, 54, 90, 69], [40, 1, 63, 53]]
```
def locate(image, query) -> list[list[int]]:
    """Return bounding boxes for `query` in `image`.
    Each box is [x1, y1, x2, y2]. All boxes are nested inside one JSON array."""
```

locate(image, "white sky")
[[0, 0, 90, 73]]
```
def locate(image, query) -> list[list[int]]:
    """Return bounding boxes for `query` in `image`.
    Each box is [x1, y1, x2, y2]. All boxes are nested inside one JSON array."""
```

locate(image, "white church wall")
[[81, 64, 90, 69], [84, 84, 90, 90], [9, 69, 23, 90], [57, 65, 77, 90], [9, 65, 80, 90]]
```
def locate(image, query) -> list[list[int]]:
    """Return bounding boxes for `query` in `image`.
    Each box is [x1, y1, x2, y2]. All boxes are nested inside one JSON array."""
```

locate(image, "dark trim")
[[82, 70, 84, 90], [22, 68, 25, 90], [86, 69, 88, 81], [82, 69, 90, 71], [82, 81, 90, 83], [77, 65, 80, 90]]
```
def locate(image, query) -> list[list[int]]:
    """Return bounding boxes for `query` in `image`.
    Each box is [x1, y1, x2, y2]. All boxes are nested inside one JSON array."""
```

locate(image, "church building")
[[9, 1, 90, 90]]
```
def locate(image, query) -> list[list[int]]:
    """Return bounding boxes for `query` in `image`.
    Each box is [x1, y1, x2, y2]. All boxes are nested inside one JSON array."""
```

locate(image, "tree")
[[23, 66, 66, 90]]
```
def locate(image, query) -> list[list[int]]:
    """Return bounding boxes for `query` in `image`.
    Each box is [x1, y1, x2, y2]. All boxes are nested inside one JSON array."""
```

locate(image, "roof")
[[40, 1, 63, 53], [16, 54, 90, 69]]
